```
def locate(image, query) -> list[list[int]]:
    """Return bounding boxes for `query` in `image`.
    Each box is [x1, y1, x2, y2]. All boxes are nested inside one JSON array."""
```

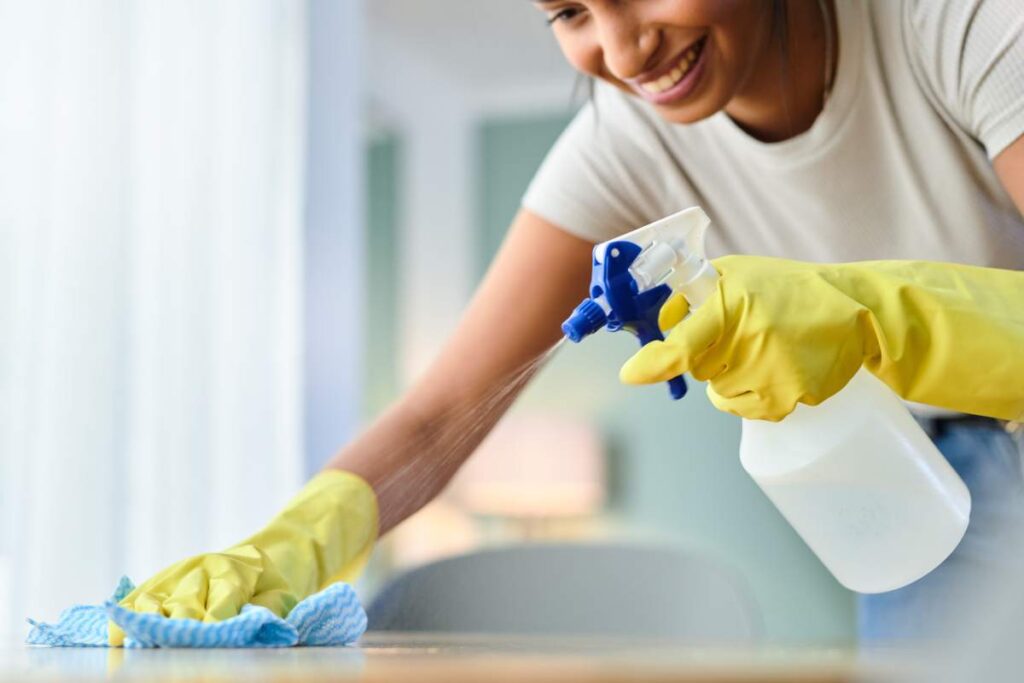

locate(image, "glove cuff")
[[249, 469, 379, 598]]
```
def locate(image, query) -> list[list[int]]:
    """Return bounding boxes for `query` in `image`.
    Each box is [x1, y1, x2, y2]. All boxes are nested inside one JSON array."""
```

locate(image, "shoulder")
[[899, 0, 1022, 97], [898, 0, 1024, 157], [542, 81, 666, 181], [522, 82, 688, 242], [898, 0, 968, 91]]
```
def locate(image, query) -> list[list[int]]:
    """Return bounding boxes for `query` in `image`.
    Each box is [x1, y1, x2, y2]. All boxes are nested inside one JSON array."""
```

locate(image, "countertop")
[[3, 632, 917, 682]]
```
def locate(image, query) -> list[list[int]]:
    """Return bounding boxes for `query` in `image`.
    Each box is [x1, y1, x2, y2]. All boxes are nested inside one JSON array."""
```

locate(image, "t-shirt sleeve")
[[521, 84, 666, 244], [905, 0, 1024, 160]]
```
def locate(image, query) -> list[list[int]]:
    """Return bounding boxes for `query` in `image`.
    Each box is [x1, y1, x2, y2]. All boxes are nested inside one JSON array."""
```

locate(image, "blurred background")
[[0, 0, 854, 644]]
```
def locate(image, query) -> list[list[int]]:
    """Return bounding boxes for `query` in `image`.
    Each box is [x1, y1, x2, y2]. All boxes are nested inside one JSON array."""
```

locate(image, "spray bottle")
[[562, 207, 971, 593]]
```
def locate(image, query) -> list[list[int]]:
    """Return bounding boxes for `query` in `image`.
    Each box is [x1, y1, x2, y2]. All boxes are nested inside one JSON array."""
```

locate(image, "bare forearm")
[[322, 210, 592, 535], [321, 403, 454, 535], [323, 361, 536, 534]]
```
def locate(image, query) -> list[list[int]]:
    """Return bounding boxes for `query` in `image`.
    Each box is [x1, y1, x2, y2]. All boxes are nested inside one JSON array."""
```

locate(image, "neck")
[[725, 0, 838, 143]]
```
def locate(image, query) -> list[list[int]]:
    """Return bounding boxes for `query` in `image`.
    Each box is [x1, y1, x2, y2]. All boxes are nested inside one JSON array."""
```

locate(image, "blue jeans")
[[858, 419, 1024, 643]]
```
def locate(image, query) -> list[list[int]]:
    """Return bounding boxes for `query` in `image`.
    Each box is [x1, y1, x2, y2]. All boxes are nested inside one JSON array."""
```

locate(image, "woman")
[[110, 0, 1024, 644]]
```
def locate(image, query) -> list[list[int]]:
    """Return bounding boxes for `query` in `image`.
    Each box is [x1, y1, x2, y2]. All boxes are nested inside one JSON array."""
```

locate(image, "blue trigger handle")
[[561, 238, 689, 401]]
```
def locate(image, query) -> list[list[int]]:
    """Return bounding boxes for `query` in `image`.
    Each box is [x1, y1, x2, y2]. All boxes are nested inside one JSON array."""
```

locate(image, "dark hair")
[[771, 0, 800, 136], [772, 0, 791, 48]]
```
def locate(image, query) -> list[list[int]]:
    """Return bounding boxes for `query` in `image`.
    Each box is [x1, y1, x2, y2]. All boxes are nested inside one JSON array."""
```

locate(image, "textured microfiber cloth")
[[26, 577, 366, 648]]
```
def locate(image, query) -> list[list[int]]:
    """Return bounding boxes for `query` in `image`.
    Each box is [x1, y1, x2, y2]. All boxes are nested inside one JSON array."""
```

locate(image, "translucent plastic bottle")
[[740, 369, 971, 593], [668, 219, 973, 594], [662, 216, 974, 594]]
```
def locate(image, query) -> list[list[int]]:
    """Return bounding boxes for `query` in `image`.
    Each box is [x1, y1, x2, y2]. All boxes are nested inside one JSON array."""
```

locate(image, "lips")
[[630, 36, 709, 105]]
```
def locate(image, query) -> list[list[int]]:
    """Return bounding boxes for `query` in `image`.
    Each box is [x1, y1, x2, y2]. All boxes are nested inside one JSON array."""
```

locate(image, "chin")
[[605, 78, 730, 127], [649, 90, 730, 125]]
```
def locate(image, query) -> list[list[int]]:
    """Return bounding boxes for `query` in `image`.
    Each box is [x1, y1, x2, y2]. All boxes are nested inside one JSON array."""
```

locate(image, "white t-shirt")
[[523, 0, 1024, 268]]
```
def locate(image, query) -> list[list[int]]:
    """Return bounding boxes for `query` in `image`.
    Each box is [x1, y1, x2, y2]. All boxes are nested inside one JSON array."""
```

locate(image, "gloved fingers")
[[704, 364, 815, 402], [163, 566, 209, 621], [706, 383, 797, 422], [204, 576, 252, 623], [618, 340, 680, 385], [621, 298, 724, 385], [203, 549, 262, 622], [130, 590, 169, 617], [248, 551, 297, 618], [250, 588, 299, 618], [107, 621, 126, 647], [658, 294, 690, 332], [703, 368, 752, 400]]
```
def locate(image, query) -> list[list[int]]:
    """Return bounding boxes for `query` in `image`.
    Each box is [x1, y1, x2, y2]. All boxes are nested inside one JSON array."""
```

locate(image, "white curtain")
[[0, 0, 307, 636]]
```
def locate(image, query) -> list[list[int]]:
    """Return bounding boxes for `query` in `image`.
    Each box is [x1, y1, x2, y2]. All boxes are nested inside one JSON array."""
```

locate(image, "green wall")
[[475, 113, 857, 645], [476, 116, 576, 279], [362, 133, 401, 416]]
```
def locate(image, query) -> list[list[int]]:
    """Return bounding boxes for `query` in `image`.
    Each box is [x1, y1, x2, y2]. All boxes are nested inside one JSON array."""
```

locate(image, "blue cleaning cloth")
[[27, 577, 366, 648]]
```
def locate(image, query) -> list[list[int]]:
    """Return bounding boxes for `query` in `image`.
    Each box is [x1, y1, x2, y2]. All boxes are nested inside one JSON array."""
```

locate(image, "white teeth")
[[639, 42, 702, 95]]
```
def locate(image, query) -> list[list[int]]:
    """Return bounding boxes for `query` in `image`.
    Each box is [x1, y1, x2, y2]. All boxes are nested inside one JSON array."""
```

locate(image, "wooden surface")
[[3, 632, 916, 682]]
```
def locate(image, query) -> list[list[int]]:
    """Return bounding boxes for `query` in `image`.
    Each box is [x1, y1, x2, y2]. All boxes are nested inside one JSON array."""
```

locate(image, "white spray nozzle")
[[598, 206, 719, 307]]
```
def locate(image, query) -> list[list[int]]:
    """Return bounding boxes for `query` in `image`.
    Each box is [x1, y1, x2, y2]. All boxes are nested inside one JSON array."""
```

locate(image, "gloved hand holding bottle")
[[621, 255, 1024, 423], [109, 470, 377, 646]]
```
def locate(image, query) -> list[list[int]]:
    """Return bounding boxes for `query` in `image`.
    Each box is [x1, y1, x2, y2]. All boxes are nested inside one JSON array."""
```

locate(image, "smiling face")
[[535, 0, 775, 125]]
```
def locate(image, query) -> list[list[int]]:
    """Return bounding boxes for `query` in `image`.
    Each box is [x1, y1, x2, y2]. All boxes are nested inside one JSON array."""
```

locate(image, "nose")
[[594, 10, 660, 80]]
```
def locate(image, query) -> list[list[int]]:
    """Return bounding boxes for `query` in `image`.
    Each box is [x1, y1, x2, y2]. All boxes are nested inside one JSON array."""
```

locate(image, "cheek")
[[657, 1, 768, 65], [705, 4, 768, 75], [553, 30, 605, 80]]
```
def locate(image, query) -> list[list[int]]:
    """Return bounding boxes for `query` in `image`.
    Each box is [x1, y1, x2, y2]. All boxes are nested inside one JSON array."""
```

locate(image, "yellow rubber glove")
[[109, 470, 377, 646], [621, 255, 1024, 422]]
